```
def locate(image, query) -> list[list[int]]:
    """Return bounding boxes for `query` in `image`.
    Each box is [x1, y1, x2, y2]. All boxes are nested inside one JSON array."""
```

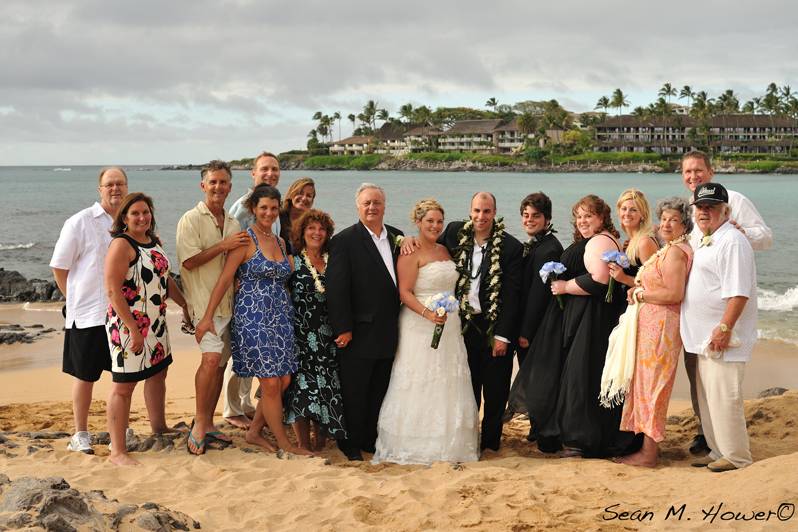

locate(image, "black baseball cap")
[[692, 182, 729, 205]]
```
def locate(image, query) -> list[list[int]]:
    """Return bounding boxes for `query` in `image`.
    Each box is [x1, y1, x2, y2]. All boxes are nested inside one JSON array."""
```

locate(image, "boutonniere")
[[700, 234, 713, 248], [388, 231, 404, 253]]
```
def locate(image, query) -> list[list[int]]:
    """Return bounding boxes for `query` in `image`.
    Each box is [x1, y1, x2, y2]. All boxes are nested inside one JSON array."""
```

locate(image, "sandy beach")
[[2, 303, 798, 530]]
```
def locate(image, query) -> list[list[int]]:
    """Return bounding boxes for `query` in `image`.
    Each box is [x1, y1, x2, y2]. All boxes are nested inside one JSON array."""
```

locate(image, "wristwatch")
[[719, 323, 730, 333]]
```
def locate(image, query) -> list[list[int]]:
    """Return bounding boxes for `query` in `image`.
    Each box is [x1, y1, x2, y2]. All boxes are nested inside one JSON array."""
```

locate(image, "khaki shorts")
[[196, 316, 232, 367]]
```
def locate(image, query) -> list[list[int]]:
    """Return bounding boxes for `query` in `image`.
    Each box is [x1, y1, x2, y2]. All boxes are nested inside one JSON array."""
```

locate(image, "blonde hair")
[[282, 177, 315, 213], [410, 198, 444, 223], [616, 188, 654, 264]]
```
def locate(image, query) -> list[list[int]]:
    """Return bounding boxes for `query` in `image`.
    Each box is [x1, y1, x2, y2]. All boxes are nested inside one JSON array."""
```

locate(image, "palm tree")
[[377, 108, 389, 125], [679, 85, 694, 109], [485, 97, 498, 111], [362, 100, 379, 131], [332, 111, 341, 141], [716, 90, 739, 113], [399, 103, 414, 123], [610, 88, 629, 116], [595, 96, 611, 114], [312, 111, 323, 121], [781, 86, 793, 114], [412, 105, 432, 125], [659, 83, 677, 105], [347, 113, 356, 135], [517, 112, 538, 146]]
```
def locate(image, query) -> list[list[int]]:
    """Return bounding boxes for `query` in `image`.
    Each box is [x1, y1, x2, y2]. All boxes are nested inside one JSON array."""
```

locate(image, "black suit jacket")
[[326, 221, 403, 359], [518, 232, 564, 341], [439, 220, 523, 340]]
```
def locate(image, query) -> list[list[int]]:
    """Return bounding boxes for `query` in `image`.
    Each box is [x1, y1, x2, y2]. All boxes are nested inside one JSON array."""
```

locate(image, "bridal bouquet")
[[424, 291, 459, 349], [601, 250, 630, 303], [539, 261, 567, 309]]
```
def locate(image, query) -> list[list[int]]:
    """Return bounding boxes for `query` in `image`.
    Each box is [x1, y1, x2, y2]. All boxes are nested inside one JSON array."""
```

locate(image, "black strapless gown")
[[508, 237, 641, 457]]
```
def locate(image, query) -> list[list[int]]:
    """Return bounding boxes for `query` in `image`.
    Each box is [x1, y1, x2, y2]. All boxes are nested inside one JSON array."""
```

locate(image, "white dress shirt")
[[468, 238, 509, 344], [681, 221, 758, 362], [50, 202, 114, 328], [690, 189, 772, 251], [365, 224, 397, 285]]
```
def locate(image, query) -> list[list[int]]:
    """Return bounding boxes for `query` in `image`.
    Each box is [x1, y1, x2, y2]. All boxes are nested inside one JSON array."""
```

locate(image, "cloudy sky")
[[1, 0, 796, 165]]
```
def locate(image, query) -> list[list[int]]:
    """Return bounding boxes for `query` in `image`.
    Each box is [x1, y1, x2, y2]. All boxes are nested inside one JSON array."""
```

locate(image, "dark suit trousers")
[[338, 355, 393, 452], [464, 314, 513, 451]]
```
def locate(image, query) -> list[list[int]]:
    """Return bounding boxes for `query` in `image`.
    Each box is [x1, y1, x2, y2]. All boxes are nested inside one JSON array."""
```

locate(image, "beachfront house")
[[403, 125, 441, 152], [329, 135, 376, 155], [594, 114, 798, 154], [437, 119, 502, 153], [374, 122, 410, 156]]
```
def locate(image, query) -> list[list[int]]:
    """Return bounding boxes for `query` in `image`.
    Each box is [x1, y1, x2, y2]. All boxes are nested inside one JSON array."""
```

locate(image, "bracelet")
[[421, 308, 428, 318]]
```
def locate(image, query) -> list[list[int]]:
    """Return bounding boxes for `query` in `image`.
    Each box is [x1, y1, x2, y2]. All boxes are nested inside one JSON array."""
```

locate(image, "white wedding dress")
[[373, 260, 480, 465]]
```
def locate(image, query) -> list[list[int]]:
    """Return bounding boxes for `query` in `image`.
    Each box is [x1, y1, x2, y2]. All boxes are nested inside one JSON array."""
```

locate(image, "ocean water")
[[1, 166, 796, 345]]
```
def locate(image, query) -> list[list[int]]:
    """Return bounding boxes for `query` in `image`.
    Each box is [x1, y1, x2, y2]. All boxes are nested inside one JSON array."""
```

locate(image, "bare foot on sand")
[[245, 430, 276, 452], [284, 445, 315, 457], [615, 451, 657, 468], [109, 454, 140, 466], [225, 415, 252, 429]]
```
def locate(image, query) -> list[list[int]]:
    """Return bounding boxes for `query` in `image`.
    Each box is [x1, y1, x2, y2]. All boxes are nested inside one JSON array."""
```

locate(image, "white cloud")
[[1, 0, 796, 163]]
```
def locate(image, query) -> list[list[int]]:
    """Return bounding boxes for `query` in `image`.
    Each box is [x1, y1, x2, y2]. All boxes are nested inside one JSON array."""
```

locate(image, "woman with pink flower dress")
[[104, 192, 190, 466]]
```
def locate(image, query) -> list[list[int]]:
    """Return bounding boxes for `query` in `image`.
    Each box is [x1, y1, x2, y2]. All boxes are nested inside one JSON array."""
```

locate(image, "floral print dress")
[[105, 235, 172, 383], [284, 255, 347, 439]]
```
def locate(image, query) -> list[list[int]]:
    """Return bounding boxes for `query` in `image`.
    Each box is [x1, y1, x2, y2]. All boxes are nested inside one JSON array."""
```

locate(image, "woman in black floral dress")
[[285, 209, 347, 451]]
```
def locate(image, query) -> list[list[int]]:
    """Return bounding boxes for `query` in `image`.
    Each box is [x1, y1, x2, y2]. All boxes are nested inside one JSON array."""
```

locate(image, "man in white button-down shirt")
[[51, 167, 129, 454], [678, 150, 772, 457]]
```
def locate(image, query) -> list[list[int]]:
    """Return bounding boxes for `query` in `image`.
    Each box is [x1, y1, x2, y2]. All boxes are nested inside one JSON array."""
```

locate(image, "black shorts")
[[62, 324, 112, 382]]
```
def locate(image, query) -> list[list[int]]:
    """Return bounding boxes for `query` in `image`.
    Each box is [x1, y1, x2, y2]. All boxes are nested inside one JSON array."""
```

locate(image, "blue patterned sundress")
[[231, 228, 297, 378]]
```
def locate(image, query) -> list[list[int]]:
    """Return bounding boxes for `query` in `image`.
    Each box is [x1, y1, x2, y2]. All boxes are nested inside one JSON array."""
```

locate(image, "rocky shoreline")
[[163, 158, 796, 173], [0, 269, 62, 304]]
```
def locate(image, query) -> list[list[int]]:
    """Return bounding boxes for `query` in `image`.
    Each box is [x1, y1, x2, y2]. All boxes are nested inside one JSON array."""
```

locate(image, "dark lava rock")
[[0, 268, 63, 302], [758, 387, 788, 398], [23, 431, 71, 440], [0, 475, 200, 530]]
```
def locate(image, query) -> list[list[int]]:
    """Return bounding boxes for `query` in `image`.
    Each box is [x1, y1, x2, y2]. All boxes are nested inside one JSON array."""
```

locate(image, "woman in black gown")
[[509, 195, 640, 457]]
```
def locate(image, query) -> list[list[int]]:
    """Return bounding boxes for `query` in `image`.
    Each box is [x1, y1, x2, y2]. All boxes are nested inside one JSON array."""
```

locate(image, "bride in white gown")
[[373, 199, 479, 465]]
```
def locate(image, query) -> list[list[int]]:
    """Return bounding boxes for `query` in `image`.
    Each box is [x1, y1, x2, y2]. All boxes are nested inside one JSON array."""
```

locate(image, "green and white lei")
[[453, 217, 505, 338]]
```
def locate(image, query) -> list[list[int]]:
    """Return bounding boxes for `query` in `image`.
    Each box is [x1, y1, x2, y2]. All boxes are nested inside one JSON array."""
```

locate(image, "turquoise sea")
[[1, 166, 796, 345]]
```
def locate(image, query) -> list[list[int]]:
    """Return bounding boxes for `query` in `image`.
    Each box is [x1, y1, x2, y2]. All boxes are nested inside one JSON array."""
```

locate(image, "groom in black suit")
[[438, 192, 523, 451], [326, 183, 403, 461]]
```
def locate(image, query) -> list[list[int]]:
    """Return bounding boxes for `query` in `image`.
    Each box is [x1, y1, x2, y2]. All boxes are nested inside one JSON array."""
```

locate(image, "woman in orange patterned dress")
[[618, 197, 694, 467]]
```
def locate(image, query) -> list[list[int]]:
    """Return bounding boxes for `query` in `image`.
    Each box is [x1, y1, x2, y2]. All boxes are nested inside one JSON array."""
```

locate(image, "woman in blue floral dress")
[[284, 209, 347, 451], [197, 185, 312, 456]]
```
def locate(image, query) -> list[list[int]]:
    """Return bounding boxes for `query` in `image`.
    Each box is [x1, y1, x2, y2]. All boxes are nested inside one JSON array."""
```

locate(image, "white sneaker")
[[67, 431, 94, 455], [109, 427, 136, 452]]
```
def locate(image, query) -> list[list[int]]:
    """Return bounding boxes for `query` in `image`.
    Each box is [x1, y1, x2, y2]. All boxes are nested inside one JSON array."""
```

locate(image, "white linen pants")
[[223, 364, 255, 418], [696, 356, 752, 468]]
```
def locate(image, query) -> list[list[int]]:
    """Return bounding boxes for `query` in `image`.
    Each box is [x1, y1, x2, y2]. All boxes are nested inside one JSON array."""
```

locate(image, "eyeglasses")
[[100, 182, 128, 189]]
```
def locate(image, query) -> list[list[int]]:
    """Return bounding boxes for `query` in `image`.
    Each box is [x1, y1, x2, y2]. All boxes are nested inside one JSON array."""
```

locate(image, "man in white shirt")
[[223, 151, 281, 428], [50, 167, 129, 454], [679, 150, 771, 456], [176, 160, 249, 454], [681, 182, 756, 472]]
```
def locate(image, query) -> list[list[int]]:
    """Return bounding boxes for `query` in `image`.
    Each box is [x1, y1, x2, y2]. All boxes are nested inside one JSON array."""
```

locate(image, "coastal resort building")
[[595, 114, 798, 154], [403, 125, 441, 152], [436, 119, 503, 153], [329, 135, 376, 156]]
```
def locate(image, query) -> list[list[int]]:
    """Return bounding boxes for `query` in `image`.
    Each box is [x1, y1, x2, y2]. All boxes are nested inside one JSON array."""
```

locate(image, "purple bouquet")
[[540, 261, 567, 309], [424, 291, 459, 349], [601, 250, 630, 303]]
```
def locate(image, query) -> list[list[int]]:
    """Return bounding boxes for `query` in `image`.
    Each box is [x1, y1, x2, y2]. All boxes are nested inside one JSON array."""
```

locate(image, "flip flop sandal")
[[186, 420, 206, 456], [205, 431, 233, 448]]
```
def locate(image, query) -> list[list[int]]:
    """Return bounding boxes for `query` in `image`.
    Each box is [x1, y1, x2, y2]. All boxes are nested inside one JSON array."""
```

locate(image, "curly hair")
[[246, 184, 281, 212], [292, 209, 335, 254], [571, 194, 620, 242], [110, 192, 159, 243], [656, 196, 694, 235], [409, 198, 445, 223]]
